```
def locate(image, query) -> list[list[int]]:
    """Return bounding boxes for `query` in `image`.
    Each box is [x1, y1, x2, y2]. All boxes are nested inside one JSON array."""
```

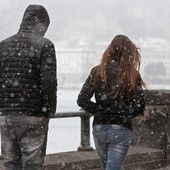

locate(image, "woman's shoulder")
[[90, 65, 100, 74]]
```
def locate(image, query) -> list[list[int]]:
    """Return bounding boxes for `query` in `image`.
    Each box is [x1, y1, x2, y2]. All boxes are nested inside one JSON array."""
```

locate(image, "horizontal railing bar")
[[51, 110, 87, 119], [50, 110, 93, 151]]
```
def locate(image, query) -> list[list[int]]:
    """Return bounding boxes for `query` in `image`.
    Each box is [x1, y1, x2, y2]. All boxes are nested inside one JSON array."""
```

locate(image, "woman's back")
[[77, 34, 146, 170]]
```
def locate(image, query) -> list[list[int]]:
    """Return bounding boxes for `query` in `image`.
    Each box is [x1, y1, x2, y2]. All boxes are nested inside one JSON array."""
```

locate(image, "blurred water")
[[47, 88, 95, 154]]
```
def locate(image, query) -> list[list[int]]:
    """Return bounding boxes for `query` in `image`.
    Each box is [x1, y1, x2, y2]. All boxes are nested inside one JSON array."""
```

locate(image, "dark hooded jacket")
[[77, 60, 145, 130], [0, 5, 57, 117]]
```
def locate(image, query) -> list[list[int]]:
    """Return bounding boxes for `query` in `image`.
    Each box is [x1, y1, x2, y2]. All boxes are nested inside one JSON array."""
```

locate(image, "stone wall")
[[132, 90, 170, 150]]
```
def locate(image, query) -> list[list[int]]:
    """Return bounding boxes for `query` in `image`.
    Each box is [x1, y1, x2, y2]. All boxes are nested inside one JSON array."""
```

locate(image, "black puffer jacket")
[[0, 5, 57, 117], [77, 60, 145, 130]]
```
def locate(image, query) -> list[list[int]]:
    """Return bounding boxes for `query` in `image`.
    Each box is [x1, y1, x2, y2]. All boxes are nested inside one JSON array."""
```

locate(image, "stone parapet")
[[133, 90, 170, 150], [43, 146, 167, 170]]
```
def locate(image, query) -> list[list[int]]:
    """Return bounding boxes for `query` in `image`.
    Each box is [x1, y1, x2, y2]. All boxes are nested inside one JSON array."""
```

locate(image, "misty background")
[[0, 0, 170, 90], [0, 0, 170, 154], [1, 0, 170, 43]]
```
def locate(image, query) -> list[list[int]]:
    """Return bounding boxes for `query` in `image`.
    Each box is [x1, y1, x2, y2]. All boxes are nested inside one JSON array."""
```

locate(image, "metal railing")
[[52, 110, 93, 151]]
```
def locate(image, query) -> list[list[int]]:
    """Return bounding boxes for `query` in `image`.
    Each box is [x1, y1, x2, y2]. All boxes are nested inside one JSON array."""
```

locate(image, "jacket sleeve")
[[40, 40, 57, 117], [77, 69, 96, 114], [127, 82, 145, 118]]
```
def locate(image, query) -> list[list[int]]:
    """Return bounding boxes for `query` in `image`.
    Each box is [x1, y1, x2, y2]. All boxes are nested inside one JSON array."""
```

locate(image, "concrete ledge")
[[124, 146, 167, 170], [43, 145, 168, 170], [0, 145, 168, 170], [44, 150, 100, 170]]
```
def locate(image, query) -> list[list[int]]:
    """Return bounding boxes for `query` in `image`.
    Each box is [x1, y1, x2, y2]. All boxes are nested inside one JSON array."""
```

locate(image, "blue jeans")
[[93, 124, 132, 170], [0, 116, 49, 170]]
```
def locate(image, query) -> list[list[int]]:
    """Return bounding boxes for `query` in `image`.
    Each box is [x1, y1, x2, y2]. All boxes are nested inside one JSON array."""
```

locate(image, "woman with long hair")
[[77, 34, 146, 170]]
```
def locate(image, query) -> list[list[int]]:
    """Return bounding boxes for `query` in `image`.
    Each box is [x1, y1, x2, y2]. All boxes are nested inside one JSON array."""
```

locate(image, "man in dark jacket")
[[0, 4, 57, 170]]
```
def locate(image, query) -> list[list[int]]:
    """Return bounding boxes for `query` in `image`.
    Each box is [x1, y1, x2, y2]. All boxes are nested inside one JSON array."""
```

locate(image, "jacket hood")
[[18, 5, 50, 36]]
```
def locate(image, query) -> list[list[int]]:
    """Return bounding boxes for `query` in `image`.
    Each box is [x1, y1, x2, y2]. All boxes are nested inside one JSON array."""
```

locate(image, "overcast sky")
[[0, 0, 170, 48], [0, 0, 169, 89]]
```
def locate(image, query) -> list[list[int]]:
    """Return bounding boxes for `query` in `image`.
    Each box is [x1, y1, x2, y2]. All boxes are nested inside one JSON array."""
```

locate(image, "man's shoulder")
[[43, 36, 54, 45], [0, 34, 54, 50], [33, 35, 54, 47], [0, 34, 16, 45]]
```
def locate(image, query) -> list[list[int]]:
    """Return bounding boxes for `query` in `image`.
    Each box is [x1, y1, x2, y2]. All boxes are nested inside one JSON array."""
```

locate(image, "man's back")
[[0, 5, 57, 117], [0, 4, 57, 170]]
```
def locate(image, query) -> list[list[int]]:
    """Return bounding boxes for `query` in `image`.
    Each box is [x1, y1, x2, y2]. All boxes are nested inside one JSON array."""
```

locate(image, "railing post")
[[78, 113, 93, 151]]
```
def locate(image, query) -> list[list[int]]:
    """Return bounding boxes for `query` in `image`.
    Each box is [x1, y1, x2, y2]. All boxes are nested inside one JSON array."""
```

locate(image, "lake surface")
[[47, 89, 95, 153]]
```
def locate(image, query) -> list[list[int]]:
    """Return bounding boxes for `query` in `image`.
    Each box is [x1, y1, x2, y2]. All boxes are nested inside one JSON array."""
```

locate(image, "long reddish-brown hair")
[[92, 34, 146, 97]]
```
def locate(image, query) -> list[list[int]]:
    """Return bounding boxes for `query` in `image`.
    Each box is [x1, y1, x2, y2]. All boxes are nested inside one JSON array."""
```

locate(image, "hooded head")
[[18, 4, 50, 36]]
